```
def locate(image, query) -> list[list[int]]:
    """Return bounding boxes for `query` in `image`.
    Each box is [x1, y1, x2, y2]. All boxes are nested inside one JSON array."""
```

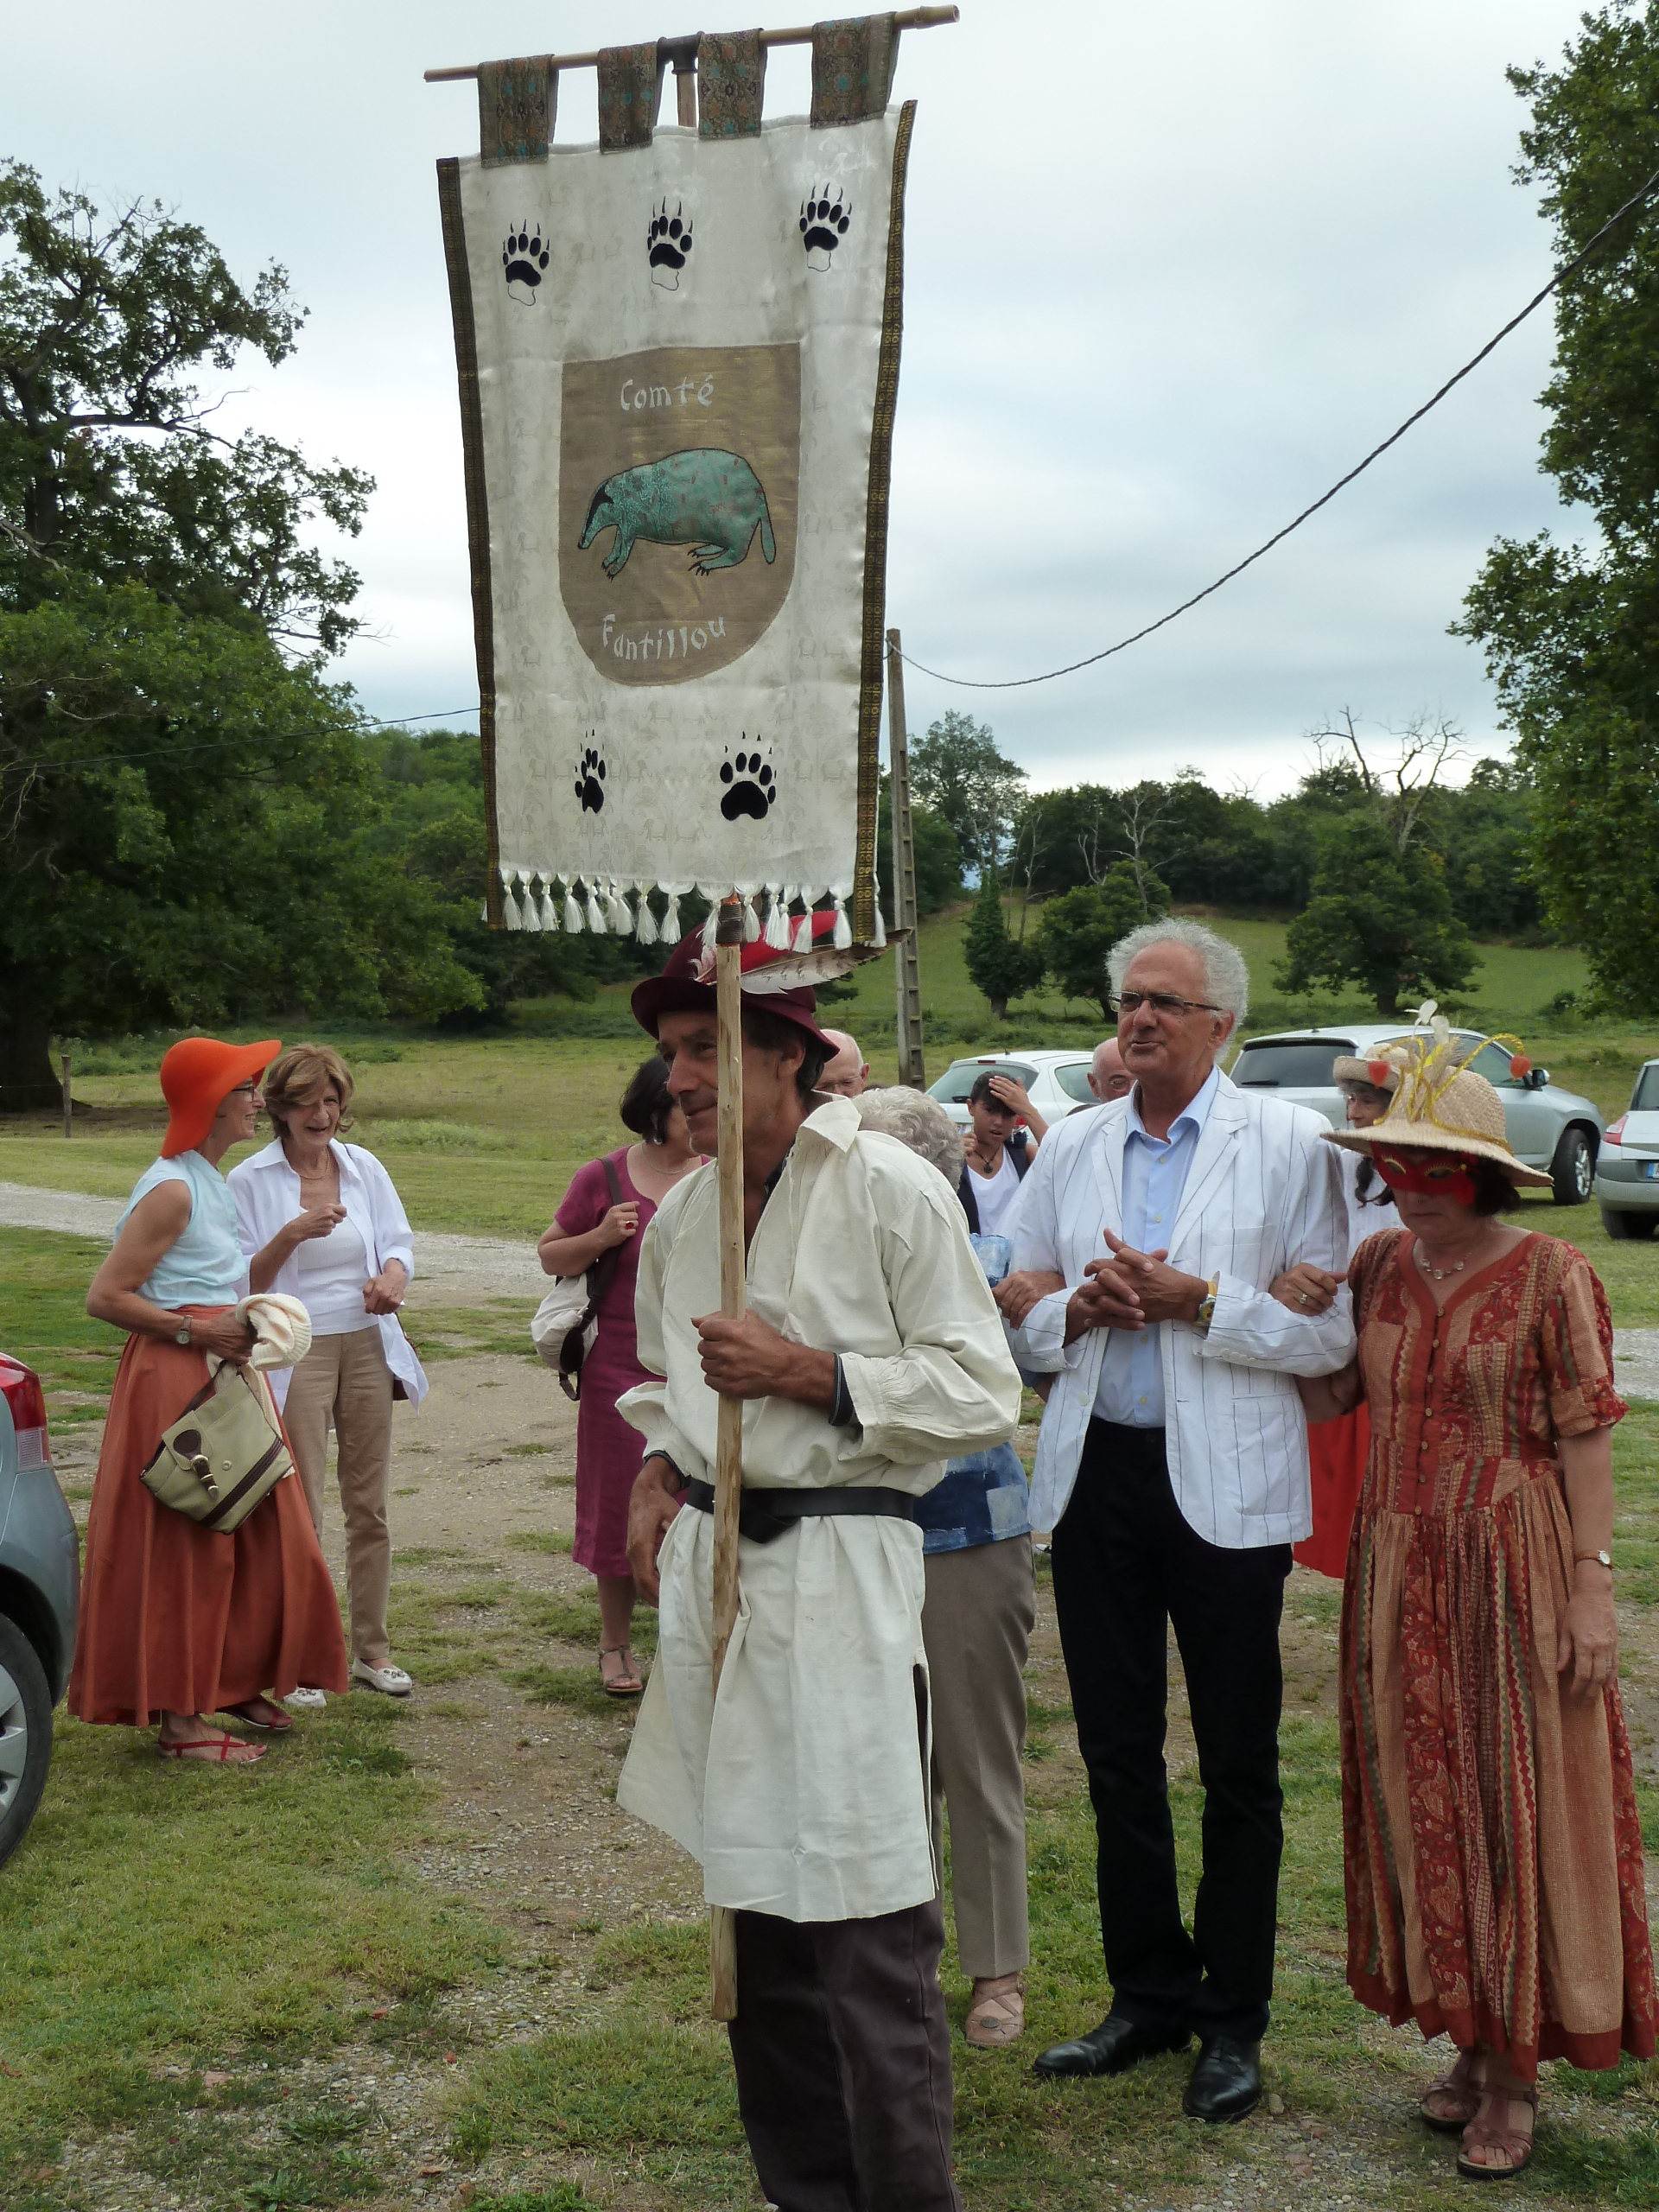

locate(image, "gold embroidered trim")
[[851, 99, 914, 943]]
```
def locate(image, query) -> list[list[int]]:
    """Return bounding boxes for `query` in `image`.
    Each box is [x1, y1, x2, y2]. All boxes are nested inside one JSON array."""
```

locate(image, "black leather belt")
[[682, 1475, 917, 1546]]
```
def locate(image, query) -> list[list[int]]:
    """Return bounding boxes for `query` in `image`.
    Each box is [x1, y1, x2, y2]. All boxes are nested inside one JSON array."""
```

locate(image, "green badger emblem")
[[578, 448, 777, 580]]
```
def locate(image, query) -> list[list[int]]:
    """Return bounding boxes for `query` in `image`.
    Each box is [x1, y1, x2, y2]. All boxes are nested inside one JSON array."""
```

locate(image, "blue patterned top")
[[117, 1152, 245, 1308], [912, 1440, 1031, 1555]]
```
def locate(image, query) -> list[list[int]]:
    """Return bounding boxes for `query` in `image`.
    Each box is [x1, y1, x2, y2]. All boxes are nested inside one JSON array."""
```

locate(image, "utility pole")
[[886, 629, 925, 1088]]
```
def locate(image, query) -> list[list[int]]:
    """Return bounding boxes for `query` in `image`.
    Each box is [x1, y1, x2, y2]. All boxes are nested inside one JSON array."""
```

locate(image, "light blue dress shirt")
[[1091, 1065, 1220, 1427]]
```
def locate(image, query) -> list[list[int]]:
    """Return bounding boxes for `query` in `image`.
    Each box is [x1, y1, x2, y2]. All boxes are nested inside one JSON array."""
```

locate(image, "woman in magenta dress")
[[539, 1058, 704, 1694]]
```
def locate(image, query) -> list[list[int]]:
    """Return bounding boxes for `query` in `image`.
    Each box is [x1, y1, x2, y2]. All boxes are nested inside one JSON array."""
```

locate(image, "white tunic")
[[616, 1095, 1023, 1923]]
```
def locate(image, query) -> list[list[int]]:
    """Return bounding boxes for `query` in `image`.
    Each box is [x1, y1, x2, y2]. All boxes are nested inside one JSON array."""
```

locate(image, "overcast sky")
[[3, 0, 1600, 796]]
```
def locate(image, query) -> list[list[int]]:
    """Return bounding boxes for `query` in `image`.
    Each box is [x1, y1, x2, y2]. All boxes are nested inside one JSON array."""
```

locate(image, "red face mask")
[[1373, 1151, 1478, 1205]]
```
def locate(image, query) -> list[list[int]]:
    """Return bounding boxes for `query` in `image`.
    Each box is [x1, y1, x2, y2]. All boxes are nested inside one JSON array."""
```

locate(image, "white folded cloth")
[[234, 1292, 314, 1371]]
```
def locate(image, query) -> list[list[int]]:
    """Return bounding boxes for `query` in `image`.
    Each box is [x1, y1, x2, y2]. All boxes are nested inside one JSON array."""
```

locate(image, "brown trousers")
[[922, 1533, 1034, 1978], [283, 1328, 394, 1668], [727, 1897, 960, 2212]]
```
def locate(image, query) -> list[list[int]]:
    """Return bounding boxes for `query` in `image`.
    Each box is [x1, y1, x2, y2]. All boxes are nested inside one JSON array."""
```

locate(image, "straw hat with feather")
[[1321, 1013, 1553, 1189]]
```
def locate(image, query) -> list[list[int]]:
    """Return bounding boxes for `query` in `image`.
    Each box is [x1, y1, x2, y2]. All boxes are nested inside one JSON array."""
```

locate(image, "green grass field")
[[3, 1211, 1656, 2208]]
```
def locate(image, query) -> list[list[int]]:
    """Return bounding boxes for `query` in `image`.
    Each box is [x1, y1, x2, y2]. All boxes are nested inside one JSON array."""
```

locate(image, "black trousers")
[[1051, 1419, 1290, 2044], [727, 1897, 959, 2212]]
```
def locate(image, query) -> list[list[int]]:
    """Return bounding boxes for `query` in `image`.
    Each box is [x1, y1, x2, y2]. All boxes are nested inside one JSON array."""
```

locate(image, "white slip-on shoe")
[[352, 1660, 414, 1697], [285, 1687, 327, 1712]]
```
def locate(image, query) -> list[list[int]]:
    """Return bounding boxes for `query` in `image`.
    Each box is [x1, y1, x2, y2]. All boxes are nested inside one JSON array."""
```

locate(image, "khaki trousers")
[[921, 1533, 1034, 1980], [283, 1328, 394, 1669]]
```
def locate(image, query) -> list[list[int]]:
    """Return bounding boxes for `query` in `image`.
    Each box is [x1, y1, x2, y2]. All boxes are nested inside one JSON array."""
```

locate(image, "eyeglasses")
[[1107, 991, 1224, 1020]]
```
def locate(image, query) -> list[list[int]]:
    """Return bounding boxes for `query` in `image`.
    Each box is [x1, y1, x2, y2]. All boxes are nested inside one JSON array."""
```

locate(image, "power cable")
[[900, 160, 1659, 690]]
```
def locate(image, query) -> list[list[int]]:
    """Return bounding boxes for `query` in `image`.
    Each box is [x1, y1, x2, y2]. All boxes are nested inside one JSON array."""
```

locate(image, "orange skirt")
[[1293, 1405, 1371, 1580], [69, 1315, 348, 1726]]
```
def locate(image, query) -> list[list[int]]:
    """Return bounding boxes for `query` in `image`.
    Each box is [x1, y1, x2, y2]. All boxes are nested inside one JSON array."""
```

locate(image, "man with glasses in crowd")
[[996, 919, 1351, 2122]]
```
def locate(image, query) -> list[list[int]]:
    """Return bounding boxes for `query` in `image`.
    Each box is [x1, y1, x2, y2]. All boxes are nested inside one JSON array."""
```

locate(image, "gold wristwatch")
[[1195, 1276, 1219, 1334], [1575, 1548, 1613, 1571]]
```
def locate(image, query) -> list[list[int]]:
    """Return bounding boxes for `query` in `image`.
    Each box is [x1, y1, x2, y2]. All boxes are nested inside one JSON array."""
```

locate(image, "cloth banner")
[[437, 78, 913, 940]]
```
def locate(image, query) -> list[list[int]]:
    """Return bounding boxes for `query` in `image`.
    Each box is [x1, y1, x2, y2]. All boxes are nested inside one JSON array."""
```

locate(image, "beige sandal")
[[1421, 2050, 1483, 2133], [964, 1975, 1024, 2049], [1457, 2081, 1537, 2181], [599, 1644, 643, 1696]]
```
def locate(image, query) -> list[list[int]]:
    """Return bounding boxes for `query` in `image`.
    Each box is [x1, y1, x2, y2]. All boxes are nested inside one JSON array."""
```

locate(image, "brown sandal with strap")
[[964, 1975, 1025, 2049], [1421, 2050, 1483, 2133], [1457, 2081, 1537, 2181], [599, 1645, 643, 1696]]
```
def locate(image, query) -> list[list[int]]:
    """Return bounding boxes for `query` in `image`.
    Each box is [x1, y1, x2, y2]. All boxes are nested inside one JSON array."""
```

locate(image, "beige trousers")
[[921, 1533, 1035, 1979], [283, 1328, 394, 1669]]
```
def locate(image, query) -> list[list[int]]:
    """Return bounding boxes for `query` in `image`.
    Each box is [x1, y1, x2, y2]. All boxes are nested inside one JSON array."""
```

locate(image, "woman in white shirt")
[[229, 1045, 428, 1704]]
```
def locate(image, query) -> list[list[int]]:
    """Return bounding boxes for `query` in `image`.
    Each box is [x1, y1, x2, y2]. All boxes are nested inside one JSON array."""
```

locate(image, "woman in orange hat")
[[71, 1038, 348, 1762]]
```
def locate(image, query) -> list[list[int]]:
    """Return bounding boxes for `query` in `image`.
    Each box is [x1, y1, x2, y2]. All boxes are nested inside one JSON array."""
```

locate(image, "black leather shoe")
[[1183, 2035, 1262, 2122], [1033, 2014, 1192, 2079]]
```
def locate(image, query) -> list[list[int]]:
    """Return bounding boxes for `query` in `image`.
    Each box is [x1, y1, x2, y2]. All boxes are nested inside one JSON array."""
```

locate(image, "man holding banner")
[[620, 926, 1022, 2210]]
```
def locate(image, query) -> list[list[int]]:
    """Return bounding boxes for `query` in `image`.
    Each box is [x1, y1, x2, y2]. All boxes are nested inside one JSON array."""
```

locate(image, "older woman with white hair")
[[855, 1084, 1035, 2050]]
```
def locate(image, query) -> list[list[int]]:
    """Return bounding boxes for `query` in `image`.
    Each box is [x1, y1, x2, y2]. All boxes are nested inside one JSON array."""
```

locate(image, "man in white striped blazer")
[[1001, 919, 1352, 2122]]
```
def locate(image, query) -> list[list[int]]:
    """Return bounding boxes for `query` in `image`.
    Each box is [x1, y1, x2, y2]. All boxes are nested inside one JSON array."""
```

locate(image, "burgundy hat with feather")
[[631, 909, 870, 1046]]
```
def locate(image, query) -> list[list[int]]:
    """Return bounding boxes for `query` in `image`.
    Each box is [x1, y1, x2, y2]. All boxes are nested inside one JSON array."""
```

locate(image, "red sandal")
[[158, 1732, 265, 1764]]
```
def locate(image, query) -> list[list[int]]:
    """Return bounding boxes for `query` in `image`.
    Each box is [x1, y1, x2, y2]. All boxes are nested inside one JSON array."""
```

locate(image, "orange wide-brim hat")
[[158, 1036, 282, 1158]]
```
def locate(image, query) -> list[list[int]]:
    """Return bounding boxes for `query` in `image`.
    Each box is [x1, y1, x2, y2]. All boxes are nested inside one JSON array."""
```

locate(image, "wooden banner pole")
[[886, 630, 926, 1088], [424, 6, 959, 82], [709, 891, 747, 2020]]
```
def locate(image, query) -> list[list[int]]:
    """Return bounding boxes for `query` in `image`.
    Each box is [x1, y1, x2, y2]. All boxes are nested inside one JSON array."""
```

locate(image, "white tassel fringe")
[[832, 896, 851, 949], [635, 889, 658, 946], [563, 887, 584, 933]]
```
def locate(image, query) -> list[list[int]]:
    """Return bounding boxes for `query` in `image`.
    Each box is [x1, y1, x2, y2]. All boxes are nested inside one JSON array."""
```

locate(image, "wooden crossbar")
[[423, 6, 957, 83]]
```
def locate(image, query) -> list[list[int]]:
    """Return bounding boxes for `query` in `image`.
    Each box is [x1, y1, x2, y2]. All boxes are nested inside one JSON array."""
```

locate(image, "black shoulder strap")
[[589, 1155, 626, 1304], [557, 1156, 628, 1403], [957, 1166, 982, 1234], [1009, 1131, 1032, 1180]]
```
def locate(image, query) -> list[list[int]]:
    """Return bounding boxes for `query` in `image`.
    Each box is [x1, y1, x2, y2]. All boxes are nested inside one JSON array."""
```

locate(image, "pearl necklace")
[[1414, 1236, 1492, 1283]]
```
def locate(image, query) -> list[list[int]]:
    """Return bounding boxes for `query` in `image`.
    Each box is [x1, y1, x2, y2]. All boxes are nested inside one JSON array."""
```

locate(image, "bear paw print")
[[720, 748, 777, 822], [800, 187, 851, 272], [503, 225, 550, 304], [575, 744, 607, 813], [647, 200, 694, 291]]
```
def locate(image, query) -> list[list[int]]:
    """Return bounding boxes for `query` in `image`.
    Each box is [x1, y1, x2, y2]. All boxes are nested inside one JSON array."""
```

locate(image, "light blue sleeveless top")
[[117, 1151, 245, 1307]]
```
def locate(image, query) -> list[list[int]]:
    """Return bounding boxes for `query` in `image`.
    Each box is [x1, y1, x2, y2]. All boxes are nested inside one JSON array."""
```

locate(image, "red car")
[[0, 1357, 79, 1867]]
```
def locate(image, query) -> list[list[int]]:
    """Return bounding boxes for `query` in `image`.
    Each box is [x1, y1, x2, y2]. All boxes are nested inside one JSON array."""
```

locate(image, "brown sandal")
[[599, 1645, 643, 1696], [964, 1976, 1024, 2049], [1457, 2082, 1537, 2181], [1421, 2050, 1483, 2133]]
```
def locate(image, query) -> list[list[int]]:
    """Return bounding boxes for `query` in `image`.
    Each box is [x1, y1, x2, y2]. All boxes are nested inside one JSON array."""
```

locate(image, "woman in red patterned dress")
[[1298, 1041, 1656, 2182]]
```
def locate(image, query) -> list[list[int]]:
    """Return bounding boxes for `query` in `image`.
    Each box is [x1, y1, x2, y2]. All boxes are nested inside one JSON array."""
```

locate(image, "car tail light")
[[0, 1357, 50, 1470], [1605, 1115, 1628, 1147]]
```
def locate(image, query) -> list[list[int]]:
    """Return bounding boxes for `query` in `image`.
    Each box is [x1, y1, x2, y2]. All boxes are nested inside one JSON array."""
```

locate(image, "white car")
[[1595, 1060, 1659, 1239], [925, 1050, 1099, 1133], [1231, 1024, 1604, 1206]]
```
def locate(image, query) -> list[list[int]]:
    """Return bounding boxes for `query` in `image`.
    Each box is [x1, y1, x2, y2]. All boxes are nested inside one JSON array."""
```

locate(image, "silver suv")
[[1232, 1024, 1605, 1205], [0, 1357, 79, 1868]]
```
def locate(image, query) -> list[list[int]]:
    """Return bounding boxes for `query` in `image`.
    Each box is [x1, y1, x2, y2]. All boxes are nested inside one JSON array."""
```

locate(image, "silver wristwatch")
[[1575, 1548, 1613, 1572], [173, 1317, 193, 1347]]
